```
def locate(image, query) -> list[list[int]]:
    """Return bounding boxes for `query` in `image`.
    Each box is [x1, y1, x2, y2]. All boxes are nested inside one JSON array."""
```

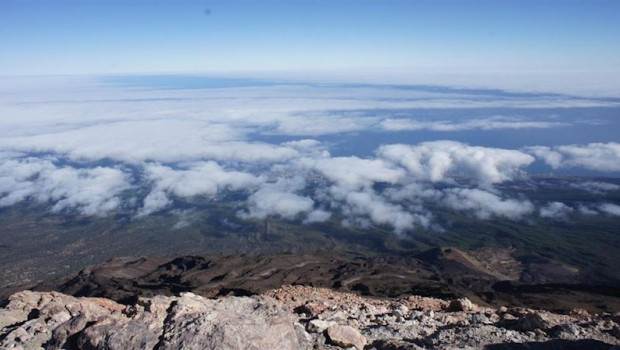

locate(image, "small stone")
[[315, 333, 327, 346], [324, 310, 348, 323], [449, 298, 477, 312], [471, 313, 490, 325], [487, 313, 500, 323], [411, 310, 424, 320], [612, 311, 620, 325], [534, 328, 547, 337], [502, 313, 518, 321], [442, 315, 458, 324], [514, 313, 550, 332], [570, 308, 590, 319], [610, 325, 620, 339], [398, 305, 410, 316], [325, 325, 367, 350], [552, 323, 580, 338], [307, 319, 336, 333], [565, 324, 580, 336], [294, 301, 328, 318]]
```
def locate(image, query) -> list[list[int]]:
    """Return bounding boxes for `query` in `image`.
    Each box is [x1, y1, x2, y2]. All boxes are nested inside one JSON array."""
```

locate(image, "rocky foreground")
[[2, 286, 620, 350]]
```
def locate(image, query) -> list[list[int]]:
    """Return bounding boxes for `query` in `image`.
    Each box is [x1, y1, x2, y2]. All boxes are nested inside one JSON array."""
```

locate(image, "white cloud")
[[575, 202, 620, 216], [139, 190, 172, 217], [380, 116, 568, 132], [240, 177, 315, 220], [384, 183, 439, 203], [145, 162, 260, 197], [569, 181, 620, 194], [577, 204, 599, 216], [0, 120, 306, 164], [378, 141, 534, 185], [138, 162, 261, 216], [280, 139, 322, 150], [527, 142, 620, 172], [298, 156, 406, 191], [539, 202, 574, 220], [442, 188, 534, 220], [599, 203, 620, 216], [339, 190, 431, 234], [526, 146, 563, 169], [0, 76, 617, 234], [272, 113, 377, 136], [0, 157, 131, 216], [303, 209, 332, 224]]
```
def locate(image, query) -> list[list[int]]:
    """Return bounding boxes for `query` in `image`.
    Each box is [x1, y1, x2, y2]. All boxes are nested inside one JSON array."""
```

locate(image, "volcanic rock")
[[449, 297, 478, 312], [0, 291, 300, 350], [325, 324, 367, 349], [2, 286, 620, 350]]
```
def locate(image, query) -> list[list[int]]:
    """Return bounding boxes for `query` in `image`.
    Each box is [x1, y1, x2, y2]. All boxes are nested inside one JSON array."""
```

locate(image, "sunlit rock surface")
[[2, 286, 620, 349]]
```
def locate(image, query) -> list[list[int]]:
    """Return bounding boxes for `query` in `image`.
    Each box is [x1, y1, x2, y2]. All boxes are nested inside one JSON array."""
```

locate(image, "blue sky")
[[2, 0, 619, 76]]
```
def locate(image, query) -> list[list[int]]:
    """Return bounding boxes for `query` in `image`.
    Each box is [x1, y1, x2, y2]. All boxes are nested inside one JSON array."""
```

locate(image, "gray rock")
[[471, 313, 491, 325], [552, 323, 580, 338], [294, 322, 313, 349], [513, 313, 551, 332], [610, 325, 620, 339], [307, 319, 337, 333], [144, 293, 300, 350]]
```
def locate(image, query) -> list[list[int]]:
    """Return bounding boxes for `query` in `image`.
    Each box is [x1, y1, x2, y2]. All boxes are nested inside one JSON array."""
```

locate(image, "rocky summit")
[[2, 286, 620, 350]]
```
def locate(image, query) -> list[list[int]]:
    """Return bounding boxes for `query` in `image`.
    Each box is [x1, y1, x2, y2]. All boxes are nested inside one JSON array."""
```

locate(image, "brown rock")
[[570, 308, 591, 320], [326, 324, 367, 350], [448, 297, 477, 312], [294, 301, 329, 317]]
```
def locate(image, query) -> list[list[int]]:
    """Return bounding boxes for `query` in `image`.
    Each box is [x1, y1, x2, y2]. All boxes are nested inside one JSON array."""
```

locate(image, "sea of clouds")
[[0, 76, 619, 234]]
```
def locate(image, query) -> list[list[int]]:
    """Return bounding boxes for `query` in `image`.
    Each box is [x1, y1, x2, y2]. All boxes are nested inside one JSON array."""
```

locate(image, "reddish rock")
[[294, 301, 328, 317]]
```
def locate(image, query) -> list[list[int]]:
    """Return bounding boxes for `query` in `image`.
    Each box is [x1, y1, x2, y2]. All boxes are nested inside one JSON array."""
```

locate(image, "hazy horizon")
[[2, 0, 620, 95]]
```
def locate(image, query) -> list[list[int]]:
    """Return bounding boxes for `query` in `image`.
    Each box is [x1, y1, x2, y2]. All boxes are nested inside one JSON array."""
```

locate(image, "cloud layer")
[[380, 116, 568, 132], [527, 143, 620, 172], [0, 77, 618, 233]]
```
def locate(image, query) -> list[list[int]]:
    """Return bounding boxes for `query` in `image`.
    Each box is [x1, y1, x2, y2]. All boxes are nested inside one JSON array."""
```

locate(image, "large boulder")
[[151, 293, 300, 350]]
